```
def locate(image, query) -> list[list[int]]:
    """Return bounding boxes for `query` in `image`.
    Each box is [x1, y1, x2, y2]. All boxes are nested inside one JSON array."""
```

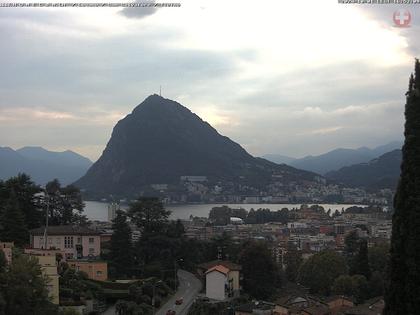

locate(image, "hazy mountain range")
[[0, 146, 92, 185], [75, 94, 321, 197], [325, 149, 402, 190], [263, 141, 403, 175]]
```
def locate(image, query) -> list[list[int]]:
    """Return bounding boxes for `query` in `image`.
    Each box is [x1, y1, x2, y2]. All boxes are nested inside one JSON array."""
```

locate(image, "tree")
[[353, 240, 371, 280], [368, 243, 389, 275], [128, 197, 170, 236], [351, 274, 369, 304], [1, 174, 42, 229], [385, 59, 420, 315], [1, 254, 57, 315], [44, 180, 86, 226], [332, 274, 369, 304], [58, 265, 104, 304], [333, 209, 340, 218], [209, 232, 239, 261], [344, 230, 361, 275], [0, 191, 28, 247], [0, 251, 6, 314], [285, 244, 302, 282], [165, 219, 185, 238], [110, 210, 133, 278], [368, 271, 384, 298], [239, 241, 279, 299], [344, 231, 360, 256], [298, 250, 347, 295], [332, 275, 356, 297]]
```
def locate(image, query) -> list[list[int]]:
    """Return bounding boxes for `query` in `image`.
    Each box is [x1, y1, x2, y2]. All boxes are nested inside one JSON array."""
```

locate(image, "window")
[[64, 236, 74, 248], [49, 238, 52, 244], [89, 237, 94, 244], [89, 248, 95, 255], [97, 271, 102, 276], [77, 237, 82, 244], [56, 238, 61, 245]]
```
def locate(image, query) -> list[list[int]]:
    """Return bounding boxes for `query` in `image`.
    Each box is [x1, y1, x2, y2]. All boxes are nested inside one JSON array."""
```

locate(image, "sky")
[[0, 0, 419, 161]]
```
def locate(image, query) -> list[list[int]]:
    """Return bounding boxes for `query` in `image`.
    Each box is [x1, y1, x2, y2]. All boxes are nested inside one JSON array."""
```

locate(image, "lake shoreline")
[[84, 201, 366, 222]]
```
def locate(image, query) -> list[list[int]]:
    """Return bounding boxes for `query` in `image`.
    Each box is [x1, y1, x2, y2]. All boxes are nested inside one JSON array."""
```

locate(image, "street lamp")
[[42, 189, 50, 249]]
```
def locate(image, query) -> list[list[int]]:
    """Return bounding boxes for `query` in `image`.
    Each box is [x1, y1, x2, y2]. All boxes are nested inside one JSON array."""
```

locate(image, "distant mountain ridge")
[[0, 146, 92, 185], [263, 141, 402, 175], [75, 94, 322, 198], [261, 154, 296, 165], [325, 149, 402, 190]]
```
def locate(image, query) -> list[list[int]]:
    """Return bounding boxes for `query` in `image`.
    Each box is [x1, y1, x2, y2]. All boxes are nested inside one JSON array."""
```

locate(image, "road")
[[102, 304, 116, 315], [102, 270, 201, 315], [156, 269, 202, 315]]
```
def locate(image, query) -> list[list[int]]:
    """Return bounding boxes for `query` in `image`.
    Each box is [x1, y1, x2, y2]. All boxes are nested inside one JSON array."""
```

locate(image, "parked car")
[[166, 310, 176, 315], [175, 297, 183, 305]]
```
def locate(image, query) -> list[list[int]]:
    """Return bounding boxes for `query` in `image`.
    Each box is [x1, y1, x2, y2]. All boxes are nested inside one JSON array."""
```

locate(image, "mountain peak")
[[130, 95, 195, 124], [75, 95, 320, 198], [18, 146, 49, 152]]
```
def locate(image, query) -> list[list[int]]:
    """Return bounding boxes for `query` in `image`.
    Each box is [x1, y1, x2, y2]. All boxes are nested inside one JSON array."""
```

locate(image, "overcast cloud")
[[0, 0, 417, 161]]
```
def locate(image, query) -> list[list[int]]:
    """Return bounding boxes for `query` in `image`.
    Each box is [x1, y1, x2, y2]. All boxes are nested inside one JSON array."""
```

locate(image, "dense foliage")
[[239, 241, 280, 300], [45, 179, 87, 226], [0, 253, 57, 315], [298, 250, 347, 295], [0, 174, 86, 248], [128, 197, 171, 236]]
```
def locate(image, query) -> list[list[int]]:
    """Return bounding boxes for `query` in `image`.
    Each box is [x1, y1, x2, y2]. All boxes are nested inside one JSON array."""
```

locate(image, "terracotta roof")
[[197, 260, 242, 271], [29, 225, 100, 236], [205, 265, 230, 275]]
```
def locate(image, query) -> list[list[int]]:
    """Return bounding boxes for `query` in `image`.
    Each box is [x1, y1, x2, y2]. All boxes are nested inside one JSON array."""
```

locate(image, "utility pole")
[[43, 190, 49, 249]]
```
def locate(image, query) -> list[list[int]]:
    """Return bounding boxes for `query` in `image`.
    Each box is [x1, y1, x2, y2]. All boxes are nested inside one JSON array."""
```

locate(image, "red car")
[[166, 310, 176, 315], [175, 298, 183, 305]]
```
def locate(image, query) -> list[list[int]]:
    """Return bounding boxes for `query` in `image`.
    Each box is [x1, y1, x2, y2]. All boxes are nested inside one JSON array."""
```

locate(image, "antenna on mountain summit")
[[159, 85, 162, 97]]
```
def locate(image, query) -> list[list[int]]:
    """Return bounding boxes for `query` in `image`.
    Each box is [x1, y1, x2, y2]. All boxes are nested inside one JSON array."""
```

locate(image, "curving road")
[[156, 269, 202, 315]]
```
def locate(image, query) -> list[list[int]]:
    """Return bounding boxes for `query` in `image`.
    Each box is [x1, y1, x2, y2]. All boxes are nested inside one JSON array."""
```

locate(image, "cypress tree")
[[355, 239, 371, 280], [384, 59, 420, 315], [109, 210, 133, 278]]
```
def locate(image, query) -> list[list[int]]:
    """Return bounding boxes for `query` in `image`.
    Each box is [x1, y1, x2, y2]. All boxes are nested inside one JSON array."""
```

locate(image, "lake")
[[84, 201, 363, 222]]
